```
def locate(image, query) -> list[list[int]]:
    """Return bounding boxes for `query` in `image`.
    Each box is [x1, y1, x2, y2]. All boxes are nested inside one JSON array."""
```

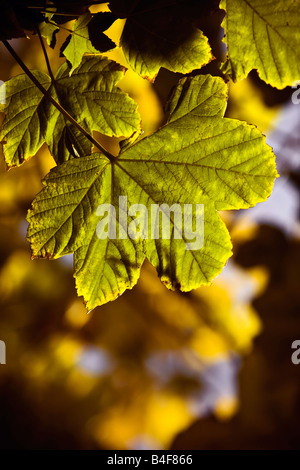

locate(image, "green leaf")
[[113, 0, 213, 80], [220, 0, 300, 89], [0, 71, 50, 167], [27, 74, 278, 309], [28, 153, 145, 307], [0, 56, 141, 167], [61, 13, 116, 74], [39, 16, 59, 48]]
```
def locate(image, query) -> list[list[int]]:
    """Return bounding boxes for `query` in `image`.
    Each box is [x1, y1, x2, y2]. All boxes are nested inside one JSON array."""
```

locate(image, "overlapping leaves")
[[61, 13, 116, 74], [113, 0, 214, 80], [59, 0, 215, 81], [0, 56, 140, 167], [27, 75, 278, 309]]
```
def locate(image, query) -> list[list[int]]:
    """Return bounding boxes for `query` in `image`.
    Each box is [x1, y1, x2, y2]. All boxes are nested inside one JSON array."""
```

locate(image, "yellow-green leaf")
[[0, 57, 141, 167], [27, 75, 278, 309], [221, 0, 300, 89]]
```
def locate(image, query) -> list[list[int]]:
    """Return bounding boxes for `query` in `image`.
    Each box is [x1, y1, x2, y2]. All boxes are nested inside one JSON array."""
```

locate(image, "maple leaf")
[[27, 74, 278, 309], [221, 0, 300, 89], [0, 56, 140, 167]]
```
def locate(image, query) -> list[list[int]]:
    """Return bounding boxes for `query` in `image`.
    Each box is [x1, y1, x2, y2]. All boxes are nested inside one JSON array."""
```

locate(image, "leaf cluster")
[[2, 0, 296, 308]]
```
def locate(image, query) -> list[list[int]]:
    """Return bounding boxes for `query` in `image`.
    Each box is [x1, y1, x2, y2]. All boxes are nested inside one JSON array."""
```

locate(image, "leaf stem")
[[2, 40, 115, 162], [36, 26, 55, 81]]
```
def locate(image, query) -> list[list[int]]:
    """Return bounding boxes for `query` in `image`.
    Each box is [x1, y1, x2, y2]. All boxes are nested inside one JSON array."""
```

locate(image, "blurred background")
[[0, 4, 300, 450]]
